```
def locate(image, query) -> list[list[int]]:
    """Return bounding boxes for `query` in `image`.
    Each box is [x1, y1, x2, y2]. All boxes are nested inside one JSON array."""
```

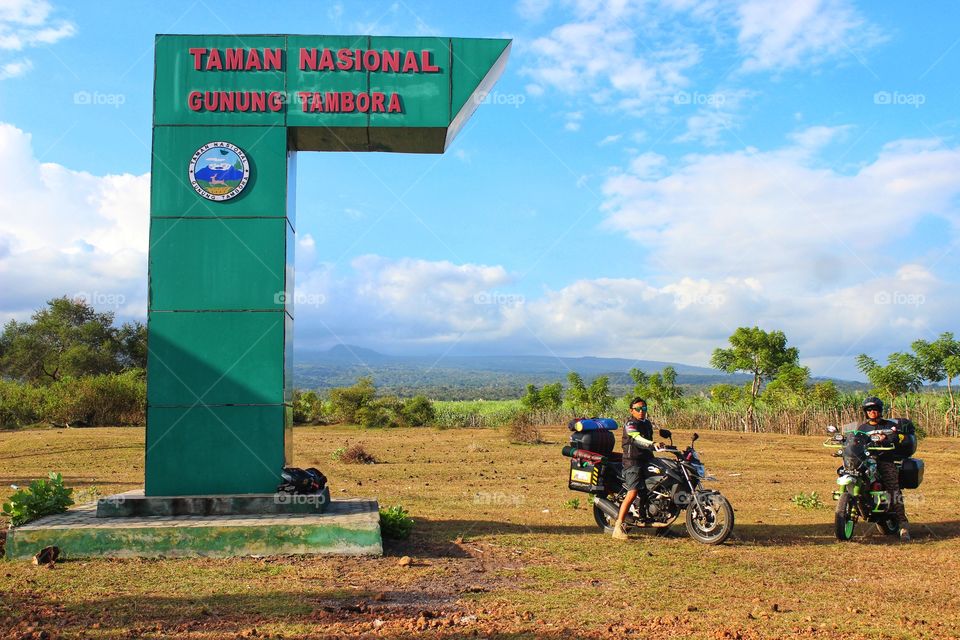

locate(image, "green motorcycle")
[[824, 425, 923, 541]]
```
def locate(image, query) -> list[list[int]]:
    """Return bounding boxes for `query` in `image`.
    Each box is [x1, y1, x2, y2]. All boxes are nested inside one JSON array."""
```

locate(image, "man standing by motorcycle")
[[613, 398, 657, 540], [856, 397, 911, 541]]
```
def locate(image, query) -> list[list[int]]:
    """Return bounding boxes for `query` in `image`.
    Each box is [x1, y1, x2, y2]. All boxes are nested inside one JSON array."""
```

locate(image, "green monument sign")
[[148, 34, 511, 495]]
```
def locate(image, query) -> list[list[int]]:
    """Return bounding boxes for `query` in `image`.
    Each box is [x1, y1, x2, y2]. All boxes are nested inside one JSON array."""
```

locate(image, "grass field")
[[2, 424, 960, 639]]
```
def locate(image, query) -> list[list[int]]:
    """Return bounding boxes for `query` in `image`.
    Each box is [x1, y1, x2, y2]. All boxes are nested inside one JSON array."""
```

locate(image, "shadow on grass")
[[731, 519, 960, 546], [398, 516, 960, 552]]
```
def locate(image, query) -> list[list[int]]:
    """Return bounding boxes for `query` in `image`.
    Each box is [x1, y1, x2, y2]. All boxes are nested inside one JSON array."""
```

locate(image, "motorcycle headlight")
[[691, 462, 706, 478]]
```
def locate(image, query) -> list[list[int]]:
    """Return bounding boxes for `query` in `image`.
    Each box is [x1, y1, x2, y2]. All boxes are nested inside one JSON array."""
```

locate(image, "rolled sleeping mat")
[[570, 418, 619, 432], [561, 446, 607, 465]]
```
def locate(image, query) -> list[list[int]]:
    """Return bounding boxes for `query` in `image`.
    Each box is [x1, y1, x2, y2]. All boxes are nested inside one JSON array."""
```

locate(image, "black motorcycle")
[[564, 427, 734, 545], [824, 423, 924, 541]]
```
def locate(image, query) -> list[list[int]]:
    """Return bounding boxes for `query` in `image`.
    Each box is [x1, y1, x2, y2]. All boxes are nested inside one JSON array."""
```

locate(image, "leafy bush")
[[0, 379, 45, 428], [44, 370, 146, 426], [329, 377, 376, 423], [356, 397, 404, 429], [2, 472, 74, 526], [331, 446, 346, 461], [790, 491, 825, 510], [379, 504, 413, 540], [564, 498, 581, 510], [292, 390, 330, 425], [401, 395, 436, 426], [0, 372, 146, 429]]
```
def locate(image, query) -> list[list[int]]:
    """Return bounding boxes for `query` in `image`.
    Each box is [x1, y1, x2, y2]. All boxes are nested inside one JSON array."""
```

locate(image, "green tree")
[[809, 380, 839, 407], [587, 375, 614, 416], [762, 363, 810, 409], [710, 383, 744, 405], [711, 327, 799, 430], [645, 366, 684, 415], [0, 297, 144, 383], [856, 353, 922, 416], [628, 367, 648, 398], [539, 382, 563, 411], [329, 376, 377, 423], [910, 332, 960, 427], [521, 384, 544, 410], [564, 372, 590, 415]]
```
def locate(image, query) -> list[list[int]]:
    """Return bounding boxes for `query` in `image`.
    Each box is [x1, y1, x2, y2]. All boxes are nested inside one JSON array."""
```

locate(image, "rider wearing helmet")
[[612, 397, 657, 540], [856, 397, 910, 541]]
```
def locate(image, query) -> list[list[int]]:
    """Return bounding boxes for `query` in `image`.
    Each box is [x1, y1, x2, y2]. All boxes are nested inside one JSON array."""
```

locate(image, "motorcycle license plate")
[[570, 469, 592, 483]]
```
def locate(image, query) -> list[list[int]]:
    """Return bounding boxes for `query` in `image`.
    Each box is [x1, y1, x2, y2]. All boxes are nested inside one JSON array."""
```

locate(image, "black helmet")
[[862, 397, 884, 413]]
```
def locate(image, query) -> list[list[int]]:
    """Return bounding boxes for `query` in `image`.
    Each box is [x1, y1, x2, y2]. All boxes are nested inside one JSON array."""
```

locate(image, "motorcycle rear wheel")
[[685, 493, 734, 545], [593, 503, 616, 533], [876, 516, 899, 536], [835, 492, 858, 541]]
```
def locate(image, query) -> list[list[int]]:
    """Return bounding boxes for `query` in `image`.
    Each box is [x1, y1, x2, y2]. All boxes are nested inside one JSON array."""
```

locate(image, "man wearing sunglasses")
[[856, 396, 910, 541], [613, 397, 657, 540]]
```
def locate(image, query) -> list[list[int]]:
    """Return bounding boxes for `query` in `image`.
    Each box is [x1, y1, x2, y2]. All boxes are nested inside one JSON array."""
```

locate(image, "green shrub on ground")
[[0, 371, 146, 429], [2, 472, 74, 527], [400, 395, 436, 426], [790, 491, 825, 510], [379, 504, 413, 540]]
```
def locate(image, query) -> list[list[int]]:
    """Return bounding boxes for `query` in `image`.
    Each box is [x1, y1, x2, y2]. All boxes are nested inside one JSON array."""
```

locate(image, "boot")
[[612, 518, 629, 541], [899, 526, 911, 542]]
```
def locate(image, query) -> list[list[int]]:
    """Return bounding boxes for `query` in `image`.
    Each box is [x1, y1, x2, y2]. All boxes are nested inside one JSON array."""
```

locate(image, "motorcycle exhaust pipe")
[[594, 497, 620, 520]]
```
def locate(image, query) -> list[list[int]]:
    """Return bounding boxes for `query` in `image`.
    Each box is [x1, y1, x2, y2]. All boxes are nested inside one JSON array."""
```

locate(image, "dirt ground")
[[2, 424, 960, 639]]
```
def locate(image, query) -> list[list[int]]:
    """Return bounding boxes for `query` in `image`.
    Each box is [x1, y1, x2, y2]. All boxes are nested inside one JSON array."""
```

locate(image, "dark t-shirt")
[[622, 418, 654, 467]]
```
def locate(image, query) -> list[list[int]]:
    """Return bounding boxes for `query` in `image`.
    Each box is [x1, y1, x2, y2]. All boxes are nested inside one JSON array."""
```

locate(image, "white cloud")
[[0, 56, 29, 78], [0, 122, 149, 322], [520, 2, 702, 115], [736, 0, 882, 72], [286, 241, 960, 379], [601, 130, 960, 285], [517, 0, 553, 21], [598, 134, 622, 146], [0, 0, 75, 79], [674, 88, 757, 146]]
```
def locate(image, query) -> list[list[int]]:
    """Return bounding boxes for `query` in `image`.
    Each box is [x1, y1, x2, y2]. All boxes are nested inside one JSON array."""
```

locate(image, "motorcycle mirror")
[[658, 428, 672, 439], [826, 425, 838, 434], [692, 433, 700, 442]]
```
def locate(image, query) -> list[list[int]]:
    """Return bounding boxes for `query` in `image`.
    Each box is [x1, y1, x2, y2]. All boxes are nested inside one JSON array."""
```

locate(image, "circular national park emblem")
[[188, 142, 250, 201]]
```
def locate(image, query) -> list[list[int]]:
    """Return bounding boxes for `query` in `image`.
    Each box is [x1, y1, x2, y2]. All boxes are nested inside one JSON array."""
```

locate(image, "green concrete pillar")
[[146, 34, 510, 496]]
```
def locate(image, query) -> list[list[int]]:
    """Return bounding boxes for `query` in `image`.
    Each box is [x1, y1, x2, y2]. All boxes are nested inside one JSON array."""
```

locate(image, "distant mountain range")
[[292, 345, 866, 400]]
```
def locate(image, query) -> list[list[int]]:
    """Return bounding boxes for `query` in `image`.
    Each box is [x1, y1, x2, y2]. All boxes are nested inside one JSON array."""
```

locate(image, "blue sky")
[[1, 0, 959, 380]]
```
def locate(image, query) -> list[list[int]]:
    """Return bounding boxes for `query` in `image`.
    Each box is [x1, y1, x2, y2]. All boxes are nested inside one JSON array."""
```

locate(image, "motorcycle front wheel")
[[685, 493, 734, 545], [835, 492, 858, 541]]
